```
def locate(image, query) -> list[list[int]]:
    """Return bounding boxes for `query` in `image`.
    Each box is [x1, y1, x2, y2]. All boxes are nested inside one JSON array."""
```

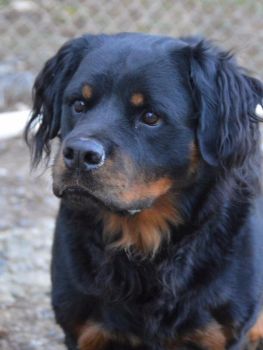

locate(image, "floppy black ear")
[[25, 36, 90, 167], [187, 39, 263, 167]]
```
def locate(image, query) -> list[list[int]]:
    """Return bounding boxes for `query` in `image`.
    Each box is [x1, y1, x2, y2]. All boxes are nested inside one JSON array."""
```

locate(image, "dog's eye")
[[73, 100, 87, 113], [141, 112, 161, 126]]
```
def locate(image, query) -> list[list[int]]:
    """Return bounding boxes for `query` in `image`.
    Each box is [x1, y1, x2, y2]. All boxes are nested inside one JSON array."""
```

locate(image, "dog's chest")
[[91, 253, 206, 340]]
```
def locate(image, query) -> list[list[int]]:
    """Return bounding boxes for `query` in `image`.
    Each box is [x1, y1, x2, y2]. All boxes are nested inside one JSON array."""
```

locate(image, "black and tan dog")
[[25, 33, 263, 350]]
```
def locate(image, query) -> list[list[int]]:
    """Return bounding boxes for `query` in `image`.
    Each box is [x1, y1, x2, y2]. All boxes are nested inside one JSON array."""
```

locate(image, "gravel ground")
[[0, 136, 64, 350], [0, 135, 263, 350]]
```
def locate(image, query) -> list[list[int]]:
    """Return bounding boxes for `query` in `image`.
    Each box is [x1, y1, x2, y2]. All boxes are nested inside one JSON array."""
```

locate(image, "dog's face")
[[26, 33, 262, 216], [52, 36, 198, 212]]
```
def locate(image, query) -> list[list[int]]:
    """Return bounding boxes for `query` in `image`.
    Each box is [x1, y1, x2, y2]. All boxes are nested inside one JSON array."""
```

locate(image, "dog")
[[25, 33, 263, 350]]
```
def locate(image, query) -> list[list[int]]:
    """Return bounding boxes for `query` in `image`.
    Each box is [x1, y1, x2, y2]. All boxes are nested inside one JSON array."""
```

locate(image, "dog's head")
[[25, 33, 262, 252]]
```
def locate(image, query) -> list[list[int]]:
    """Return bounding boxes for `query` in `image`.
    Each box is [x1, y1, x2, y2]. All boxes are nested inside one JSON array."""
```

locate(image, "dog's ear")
[[187, 39, 263, 167], [25, 36, 90, 167]]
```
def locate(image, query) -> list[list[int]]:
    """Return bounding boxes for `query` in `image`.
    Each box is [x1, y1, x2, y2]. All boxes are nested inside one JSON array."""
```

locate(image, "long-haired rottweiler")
[[25, 33, 263, 350]]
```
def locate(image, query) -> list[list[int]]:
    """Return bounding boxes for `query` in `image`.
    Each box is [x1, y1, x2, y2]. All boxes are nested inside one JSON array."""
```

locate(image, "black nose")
[[63, 138, 105, 170]]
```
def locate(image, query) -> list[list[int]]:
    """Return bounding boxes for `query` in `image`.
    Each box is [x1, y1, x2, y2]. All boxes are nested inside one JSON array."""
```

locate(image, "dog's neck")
[[101, 192, 182, 257]]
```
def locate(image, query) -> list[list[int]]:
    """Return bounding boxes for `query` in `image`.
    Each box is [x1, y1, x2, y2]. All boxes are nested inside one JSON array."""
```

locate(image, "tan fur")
[[248, 312, 263, 343], [130, 93, 144, 106], [82, 84, 93, 100], [102, 192, 182, 256], [184, 323, 228, 350], [168, 322, 230, 350], [77, 322, 142, 350], [120, 177, 173, 204], [77, 322, 111, 350]]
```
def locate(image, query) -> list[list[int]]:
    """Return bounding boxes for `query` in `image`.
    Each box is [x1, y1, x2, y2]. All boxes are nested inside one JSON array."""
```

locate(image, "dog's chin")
[[53, 185, 148, 215], [57, 187, 104, 211]]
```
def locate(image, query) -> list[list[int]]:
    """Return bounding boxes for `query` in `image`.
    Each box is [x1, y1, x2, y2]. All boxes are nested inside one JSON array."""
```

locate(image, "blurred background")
[[0, 0, 263, 114], [0, 1, 262, 349]]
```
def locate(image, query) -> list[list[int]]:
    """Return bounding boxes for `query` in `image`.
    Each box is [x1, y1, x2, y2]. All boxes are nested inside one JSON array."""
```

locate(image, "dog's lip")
[[62, 186, 91, 197], [55, 185, 144, 214], [59, 186, 102, 204]]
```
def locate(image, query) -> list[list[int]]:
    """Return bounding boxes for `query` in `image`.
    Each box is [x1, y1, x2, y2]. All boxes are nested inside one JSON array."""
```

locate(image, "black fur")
[[25, 33, 263, 350]]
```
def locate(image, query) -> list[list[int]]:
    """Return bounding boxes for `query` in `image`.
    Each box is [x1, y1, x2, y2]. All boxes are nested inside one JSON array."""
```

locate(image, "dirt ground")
[[0, 136, 64, 350], [1, 135, 263, 350]]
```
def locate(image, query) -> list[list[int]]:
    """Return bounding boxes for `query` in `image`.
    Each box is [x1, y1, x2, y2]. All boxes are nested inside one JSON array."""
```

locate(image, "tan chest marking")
[[102, 192, 182, 256]]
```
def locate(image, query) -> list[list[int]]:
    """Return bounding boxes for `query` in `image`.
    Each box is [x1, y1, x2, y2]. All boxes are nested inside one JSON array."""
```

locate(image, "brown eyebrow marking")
[[82, 84, 93, 100], [130, 93, 145, 107]]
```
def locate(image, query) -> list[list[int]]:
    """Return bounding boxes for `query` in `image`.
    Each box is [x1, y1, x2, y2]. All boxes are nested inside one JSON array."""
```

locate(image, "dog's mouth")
[[60, 186, 104, 207], [54, 185, 145, 214]]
